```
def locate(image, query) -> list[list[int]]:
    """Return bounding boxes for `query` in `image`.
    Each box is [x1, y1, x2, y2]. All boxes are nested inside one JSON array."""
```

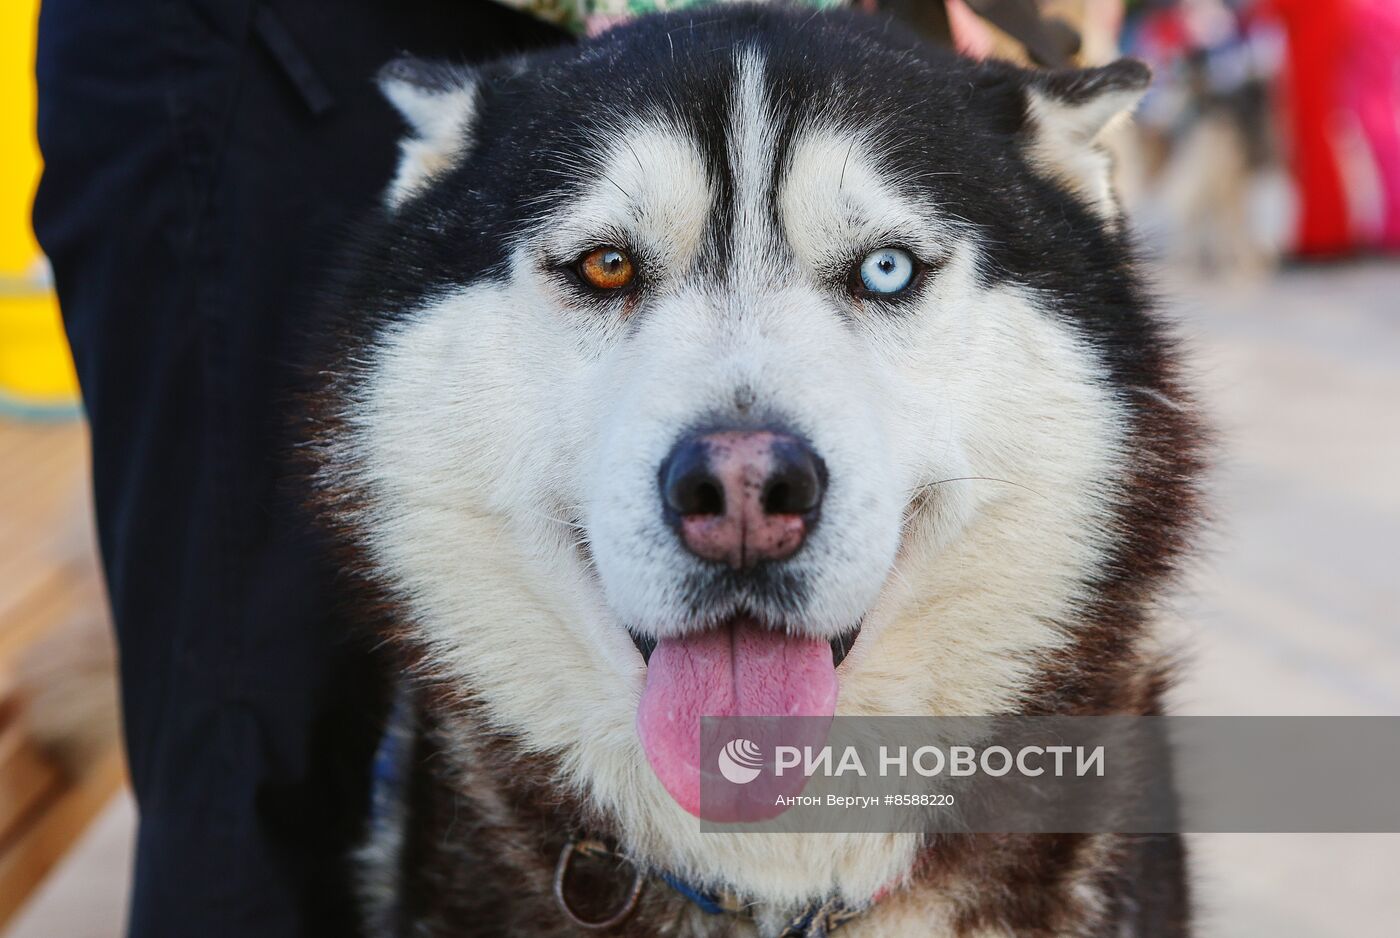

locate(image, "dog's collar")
[[372, 700, 865, 933], [553, 837, 866, 936]]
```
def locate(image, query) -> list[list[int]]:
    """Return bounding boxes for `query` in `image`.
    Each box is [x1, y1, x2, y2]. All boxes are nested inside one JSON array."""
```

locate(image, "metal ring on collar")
[[553, 838, 646, 931]]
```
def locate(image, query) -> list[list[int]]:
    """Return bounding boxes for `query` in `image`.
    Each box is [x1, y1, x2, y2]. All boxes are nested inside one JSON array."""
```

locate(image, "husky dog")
[[307, 5, 1203, 936]]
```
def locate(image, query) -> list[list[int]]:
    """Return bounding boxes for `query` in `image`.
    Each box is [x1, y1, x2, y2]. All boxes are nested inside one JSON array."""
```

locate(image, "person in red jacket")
[[1260, 0, 1351, 257]]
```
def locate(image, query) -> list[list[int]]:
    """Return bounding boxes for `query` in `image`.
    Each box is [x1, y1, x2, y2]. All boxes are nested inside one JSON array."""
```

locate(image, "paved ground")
[[5, 263, 1399, 936], [1162, 262, 1400, 937], [1170, 263, 1400, 718]]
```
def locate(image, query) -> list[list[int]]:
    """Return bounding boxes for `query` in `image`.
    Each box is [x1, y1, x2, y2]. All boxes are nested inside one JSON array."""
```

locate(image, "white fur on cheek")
[[841, 248, 1131, 717], [773, 124, 1130, 719]]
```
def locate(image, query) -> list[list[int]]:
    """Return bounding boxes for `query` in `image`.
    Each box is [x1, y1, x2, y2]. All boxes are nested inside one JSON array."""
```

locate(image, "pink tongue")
[[636, 619, 838, 816]]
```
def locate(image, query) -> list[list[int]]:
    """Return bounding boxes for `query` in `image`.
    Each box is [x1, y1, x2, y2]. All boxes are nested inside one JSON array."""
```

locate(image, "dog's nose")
[[659, 430, 825, 569]]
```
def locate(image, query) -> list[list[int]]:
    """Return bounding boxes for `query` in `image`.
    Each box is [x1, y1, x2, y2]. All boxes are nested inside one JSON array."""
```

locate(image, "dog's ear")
[[1021, 59, 1150, 220], [378, 56, 481, 210]]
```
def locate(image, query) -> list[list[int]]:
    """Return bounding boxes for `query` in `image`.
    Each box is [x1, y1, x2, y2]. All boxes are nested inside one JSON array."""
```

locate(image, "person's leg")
[[33, 2, 564, 935]]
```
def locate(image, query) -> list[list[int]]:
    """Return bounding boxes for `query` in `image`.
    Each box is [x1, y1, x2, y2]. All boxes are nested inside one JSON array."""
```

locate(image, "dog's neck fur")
[[366, 648, 1186, 938]]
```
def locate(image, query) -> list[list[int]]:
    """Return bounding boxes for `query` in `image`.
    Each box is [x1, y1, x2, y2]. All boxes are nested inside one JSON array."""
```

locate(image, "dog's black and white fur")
[[306, 5, 1204, 935]]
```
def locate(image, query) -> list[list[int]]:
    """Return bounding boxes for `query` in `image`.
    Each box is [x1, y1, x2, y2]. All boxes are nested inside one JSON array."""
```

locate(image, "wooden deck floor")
[[0, 417, 123, 932], [0, 420, 103, 683]]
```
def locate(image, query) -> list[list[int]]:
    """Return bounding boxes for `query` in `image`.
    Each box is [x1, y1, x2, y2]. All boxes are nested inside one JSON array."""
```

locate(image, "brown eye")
[[577, 246, 636, 291]]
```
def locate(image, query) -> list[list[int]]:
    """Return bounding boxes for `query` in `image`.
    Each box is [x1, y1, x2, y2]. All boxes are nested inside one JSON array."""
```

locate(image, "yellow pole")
[[0, 0, 81, 419]]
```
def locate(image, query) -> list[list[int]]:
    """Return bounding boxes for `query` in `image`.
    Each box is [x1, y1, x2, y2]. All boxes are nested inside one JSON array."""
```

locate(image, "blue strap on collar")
[[658, 871, 861, 936], [658, 871, 730, 915]]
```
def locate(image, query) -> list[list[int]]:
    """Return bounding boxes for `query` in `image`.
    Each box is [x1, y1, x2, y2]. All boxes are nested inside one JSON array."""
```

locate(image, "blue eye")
[[857, 247, 917, 295]]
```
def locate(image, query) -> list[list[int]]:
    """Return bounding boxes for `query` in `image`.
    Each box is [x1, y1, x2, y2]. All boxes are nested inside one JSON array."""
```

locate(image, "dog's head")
[[313, 6, 1197, 901]]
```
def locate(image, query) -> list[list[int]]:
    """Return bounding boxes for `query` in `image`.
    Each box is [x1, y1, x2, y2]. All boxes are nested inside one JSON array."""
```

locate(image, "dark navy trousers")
[[33, 3, 562, 934]]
